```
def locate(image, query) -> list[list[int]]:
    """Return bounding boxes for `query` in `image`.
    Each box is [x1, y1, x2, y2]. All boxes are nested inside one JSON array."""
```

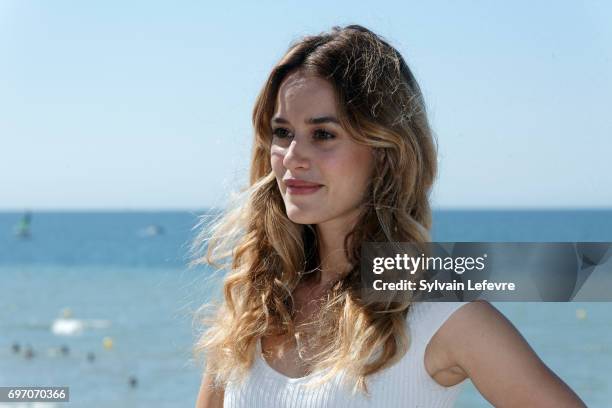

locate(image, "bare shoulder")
[[436, 299, 509, 341], [425, 300, 500, 386], [430, 300, 586, 407]]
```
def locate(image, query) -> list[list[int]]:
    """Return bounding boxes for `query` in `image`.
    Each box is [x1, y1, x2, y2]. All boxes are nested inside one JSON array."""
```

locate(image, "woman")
[[193, 25, 585, 407]]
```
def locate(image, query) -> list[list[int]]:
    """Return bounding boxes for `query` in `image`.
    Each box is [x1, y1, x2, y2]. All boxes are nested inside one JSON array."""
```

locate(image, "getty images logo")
[[372, 253, 488, 275]]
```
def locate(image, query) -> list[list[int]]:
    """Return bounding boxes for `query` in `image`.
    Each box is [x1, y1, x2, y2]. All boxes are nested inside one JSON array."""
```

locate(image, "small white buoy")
[[51, 318, 84, 336], [575, 308, 587, 320]]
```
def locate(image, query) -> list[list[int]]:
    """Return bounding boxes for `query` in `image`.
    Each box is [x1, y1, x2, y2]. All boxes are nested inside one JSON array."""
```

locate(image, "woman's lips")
[[284, 179, 324, 195], [286, 185, 323, 195]]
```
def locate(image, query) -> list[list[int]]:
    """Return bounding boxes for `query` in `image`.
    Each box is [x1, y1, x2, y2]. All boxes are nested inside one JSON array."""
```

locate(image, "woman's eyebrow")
[[271, 115, 340, 125]]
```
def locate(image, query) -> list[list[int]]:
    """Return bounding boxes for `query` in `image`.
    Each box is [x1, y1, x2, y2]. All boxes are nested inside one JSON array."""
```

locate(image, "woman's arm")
[[436, 300, 586, 407], [195, 372, 224, 408]]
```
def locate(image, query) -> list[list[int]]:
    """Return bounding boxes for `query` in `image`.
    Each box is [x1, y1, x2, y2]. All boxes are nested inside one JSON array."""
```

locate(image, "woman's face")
[[270, 70, 374, 227]]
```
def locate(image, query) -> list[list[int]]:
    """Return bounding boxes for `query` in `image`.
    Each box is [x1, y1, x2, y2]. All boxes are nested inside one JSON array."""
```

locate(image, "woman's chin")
[[285, 206, 323, 225]]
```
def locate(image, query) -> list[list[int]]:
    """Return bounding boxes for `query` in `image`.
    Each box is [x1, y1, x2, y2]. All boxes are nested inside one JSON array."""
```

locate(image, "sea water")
[[0, 210, 610, 407]]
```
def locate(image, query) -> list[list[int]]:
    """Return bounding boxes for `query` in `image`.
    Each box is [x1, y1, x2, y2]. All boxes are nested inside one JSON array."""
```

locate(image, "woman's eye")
[[272, 127, 335, 142], [314, 129, 336, 141], [272, 128, 292, 139]]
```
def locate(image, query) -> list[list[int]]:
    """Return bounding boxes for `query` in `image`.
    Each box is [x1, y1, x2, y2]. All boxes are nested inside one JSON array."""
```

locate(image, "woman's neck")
[[314, 208, 361, 287]]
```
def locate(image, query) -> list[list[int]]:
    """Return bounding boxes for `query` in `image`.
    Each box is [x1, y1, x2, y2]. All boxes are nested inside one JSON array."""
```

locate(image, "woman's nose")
[[282, 138, 310, 170]]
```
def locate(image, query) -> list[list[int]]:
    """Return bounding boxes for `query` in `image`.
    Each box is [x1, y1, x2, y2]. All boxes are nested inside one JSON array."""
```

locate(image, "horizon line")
[[0, 206, 611, 213]]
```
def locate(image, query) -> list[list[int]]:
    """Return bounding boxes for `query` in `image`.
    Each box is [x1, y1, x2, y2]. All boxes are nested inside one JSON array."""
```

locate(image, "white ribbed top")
[[224, 301, 469, 408]]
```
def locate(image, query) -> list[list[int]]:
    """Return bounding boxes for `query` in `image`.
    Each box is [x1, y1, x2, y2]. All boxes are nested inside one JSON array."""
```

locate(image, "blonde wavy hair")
[[191, 24, 437, 394]]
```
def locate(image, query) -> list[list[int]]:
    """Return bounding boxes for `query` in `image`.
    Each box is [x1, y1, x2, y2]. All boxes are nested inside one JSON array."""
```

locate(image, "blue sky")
[[0, 1, 610, 210]]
